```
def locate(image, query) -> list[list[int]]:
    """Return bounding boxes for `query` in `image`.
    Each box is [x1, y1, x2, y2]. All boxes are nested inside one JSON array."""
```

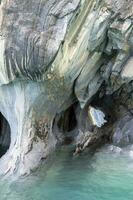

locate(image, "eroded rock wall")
[[0, 0, 132, 176]]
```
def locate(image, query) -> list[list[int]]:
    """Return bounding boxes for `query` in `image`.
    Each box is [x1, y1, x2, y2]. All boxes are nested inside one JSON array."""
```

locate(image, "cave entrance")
[[0, 113, 11, 158], [57, 104, 77, 145], [57, 105, 77, 133]]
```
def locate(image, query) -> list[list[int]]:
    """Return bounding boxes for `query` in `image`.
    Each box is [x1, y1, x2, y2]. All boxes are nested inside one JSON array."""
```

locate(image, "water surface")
[[1, 145, 133, 200]]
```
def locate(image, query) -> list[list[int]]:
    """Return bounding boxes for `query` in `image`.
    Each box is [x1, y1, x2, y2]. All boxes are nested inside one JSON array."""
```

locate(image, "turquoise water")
[[1, 145, 133, 200]]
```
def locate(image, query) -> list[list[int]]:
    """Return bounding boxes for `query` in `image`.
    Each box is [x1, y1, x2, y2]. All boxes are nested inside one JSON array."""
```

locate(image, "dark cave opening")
[[89, 83, 116, 124], [55, 104, 78, 145], [0, 113, 11, 158], [57, 104, 77, 133]]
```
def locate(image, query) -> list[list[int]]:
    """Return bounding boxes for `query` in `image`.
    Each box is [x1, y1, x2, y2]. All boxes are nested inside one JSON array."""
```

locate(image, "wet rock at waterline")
[[0, 0, 133, 176], [113, 112, 133, 147]]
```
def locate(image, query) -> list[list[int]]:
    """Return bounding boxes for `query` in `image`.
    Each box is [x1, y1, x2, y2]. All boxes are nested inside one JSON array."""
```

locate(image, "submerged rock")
[[108, 145, 122, 154], [129, 150, 133, 159]]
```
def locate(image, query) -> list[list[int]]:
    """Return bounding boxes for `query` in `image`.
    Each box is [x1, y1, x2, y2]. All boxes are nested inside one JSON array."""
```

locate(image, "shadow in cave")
[[0, 112, 11, 158], [57, 104, 77, 133], [57, 104, 78, 145]]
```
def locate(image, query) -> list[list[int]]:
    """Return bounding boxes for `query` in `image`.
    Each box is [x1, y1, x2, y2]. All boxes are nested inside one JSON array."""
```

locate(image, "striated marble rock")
[[0, 0, 132, 176]]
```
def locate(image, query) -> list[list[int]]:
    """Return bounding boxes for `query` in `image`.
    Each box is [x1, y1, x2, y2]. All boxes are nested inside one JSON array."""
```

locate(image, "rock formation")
[[0, 0, 132, 176]]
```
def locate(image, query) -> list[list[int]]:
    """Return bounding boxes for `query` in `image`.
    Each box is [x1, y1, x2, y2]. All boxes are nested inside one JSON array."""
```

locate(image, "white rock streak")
[[88, 106, 107, 128]]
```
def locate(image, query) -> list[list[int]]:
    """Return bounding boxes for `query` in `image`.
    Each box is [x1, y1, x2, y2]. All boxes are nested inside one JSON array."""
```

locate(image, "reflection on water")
[[1, 145, 133, 200]]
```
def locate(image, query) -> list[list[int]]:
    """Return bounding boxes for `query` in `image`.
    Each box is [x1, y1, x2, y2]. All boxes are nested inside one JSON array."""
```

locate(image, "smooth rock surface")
[[0, 0, 132, 176], [113, 113, 133, 146]]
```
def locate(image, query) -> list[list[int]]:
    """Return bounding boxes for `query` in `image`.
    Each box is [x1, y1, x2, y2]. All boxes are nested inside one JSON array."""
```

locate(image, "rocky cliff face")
[[0, 0, 132, 177]]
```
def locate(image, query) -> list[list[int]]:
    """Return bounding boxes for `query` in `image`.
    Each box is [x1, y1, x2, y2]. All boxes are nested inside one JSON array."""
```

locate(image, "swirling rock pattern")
[[0, 0, 132, 176]]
